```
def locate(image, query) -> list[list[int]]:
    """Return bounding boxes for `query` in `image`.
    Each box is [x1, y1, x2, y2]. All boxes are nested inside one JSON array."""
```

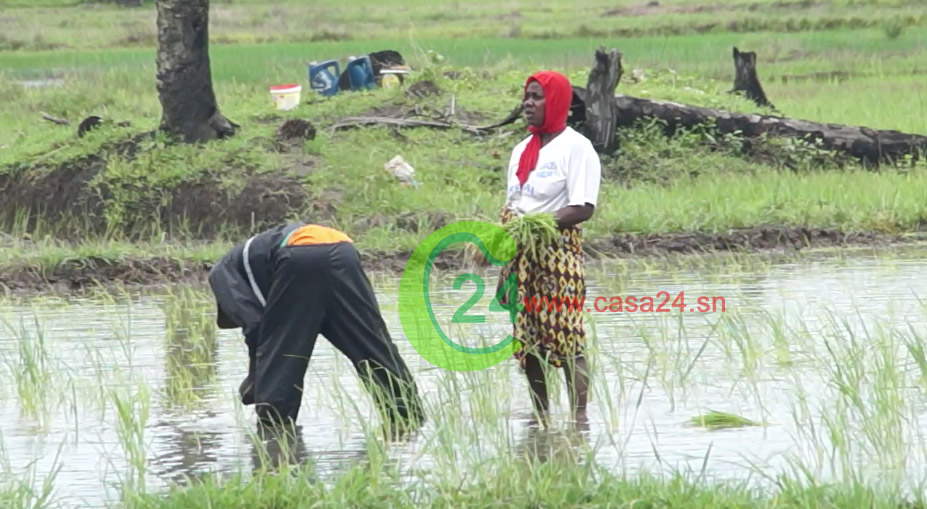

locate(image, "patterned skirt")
[[499, 206, 587, 371]]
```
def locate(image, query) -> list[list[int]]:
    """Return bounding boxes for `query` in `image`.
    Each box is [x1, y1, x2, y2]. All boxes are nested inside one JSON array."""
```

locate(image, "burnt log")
[[581, 47, 623, 155], [78, 116, 103, 138], [730, 47, 775, 110], [155, 0, 237, 143], [591, 93, 927, 165], [565, 45, 926, 165]]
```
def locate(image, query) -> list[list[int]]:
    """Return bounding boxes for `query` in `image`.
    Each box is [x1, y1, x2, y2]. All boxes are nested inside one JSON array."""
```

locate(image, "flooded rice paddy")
[[3, 247, 927, 507]]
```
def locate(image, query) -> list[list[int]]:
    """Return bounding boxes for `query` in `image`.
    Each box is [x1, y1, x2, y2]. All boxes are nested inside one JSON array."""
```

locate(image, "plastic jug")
[[308, 60, 340, 96], [345, 56, 375, 91]]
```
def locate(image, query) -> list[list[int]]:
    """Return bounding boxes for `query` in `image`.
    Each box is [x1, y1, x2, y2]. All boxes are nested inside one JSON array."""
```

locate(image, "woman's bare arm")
[[554, 204, 595, 228]]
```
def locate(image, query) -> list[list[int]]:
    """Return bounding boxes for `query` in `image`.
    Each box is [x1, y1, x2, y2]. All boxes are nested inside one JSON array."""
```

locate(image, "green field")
[[2, 23, 926, 256], [3, 0, 927, 505], [1, 0, 924, 49]]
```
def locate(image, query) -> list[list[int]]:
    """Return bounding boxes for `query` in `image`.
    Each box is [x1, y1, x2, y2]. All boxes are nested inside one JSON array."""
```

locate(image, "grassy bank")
[[3, 52, 927, 243], [5, 112, 927, 246]]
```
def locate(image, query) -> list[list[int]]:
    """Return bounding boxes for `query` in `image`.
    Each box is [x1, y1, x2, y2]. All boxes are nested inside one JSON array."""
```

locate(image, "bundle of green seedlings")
[[689, 410, 763, 431], [502, 213, 560, 261]]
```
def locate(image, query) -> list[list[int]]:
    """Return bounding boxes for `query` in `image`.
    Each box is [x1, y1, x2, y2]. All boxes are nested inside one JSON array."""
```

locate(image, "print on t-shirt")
[[509, 161, 561, 199], [533, 161, 558, 180], [525, 161, 565, 200]]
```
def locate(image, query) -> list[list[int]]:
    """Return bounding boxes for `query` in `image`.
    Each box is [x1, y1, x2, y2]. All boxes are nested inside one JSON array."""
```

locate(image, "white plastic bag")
[[384, 155, 420, 187]]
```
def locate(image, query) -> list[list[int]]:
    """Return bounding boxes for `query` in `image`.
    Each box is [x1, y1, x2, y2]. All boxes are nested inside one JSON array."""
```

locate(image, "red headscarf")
[[516, 70, 573, 186]]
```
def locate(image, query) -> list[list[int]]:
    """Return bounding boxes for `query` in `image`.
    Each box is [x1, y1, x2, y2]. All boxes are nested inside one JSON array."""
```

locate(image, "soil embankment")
[[0, 131, 318, 241], [0, 226, 913, 295], [2, 123, 920, 295]]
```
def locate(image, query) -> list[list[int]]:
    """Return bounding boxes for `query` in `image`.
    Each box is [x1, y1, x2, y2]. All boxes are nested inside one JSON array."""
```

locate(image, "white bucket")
[[270, 84, 302, 111]]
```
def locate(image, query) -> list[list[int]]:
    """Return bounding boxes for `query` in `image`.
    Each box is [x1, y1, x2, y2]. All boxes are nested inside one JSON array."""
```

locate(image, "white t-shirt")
[[505, 127, 601, 216]]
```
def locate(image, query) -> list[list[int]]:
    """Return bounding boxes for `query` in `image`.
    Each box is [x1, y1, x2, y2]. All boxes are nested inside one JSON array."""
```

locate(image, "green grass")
[[1, 0, 923, 50], [0, 237, 230, 272], [125, 460, 924, 508], [2, 27, 924, 145], [597, 162, 927, 236]]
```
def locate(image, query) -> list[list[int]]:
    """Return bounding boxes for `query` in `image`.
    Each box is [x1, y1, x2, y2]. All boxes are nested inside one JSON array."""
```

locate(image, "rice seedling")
[[5, 228, 927, 507], [711, 311, 769, 414], [688, 410, 763, 431], [110, 378, 152, 498], [760, 309, 796, 368], [802, 309, 919, 483], [159, 287, 219, 410], [83, 342, 116, 421], [898, 323, 927, 392], [1, 315, 54, 428], [0, 436, 63, 509]]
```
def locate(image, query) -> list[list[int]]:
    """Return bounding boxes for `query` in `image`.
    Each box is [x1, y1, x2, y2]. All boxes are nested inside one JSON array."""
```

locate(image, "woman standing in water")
[[498, 70, 601, 424]]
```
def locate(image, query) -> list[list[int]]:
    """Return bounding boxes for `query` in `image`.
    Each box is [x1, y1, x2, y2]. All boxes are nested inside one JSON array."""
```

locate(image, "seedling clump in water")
[[689, 410, 762, 430]]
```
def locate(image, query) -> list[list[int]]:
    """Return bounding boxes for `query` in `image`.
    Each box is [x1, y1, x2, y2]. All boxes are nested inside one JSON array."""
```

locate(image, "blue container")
[[346, 56, 375, 91], [308, 60, 340, 96]]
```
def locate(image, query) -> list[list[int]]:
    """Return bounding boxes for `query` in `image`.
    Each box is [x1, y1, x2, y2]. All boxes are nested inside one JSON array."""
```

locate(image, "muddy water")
[[2, 247, 927, 507]]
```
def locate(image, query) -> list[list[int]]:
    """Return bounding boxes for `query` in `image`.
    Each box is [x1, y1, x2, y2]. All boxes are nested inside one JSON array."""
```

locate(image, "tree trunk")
[[581, 47, 623, 155], [730, 47, 775, 110], [155, 0, 237, 143], [598, 93, 927, 166]]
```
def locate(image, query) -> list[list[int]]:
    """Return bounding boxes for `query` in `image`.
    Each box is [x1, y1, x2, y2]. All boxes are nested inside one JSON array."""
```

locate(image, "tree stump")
[[730, 47, 775, 110], [581, 47, 623, 155], [155, 0, 237, 143]]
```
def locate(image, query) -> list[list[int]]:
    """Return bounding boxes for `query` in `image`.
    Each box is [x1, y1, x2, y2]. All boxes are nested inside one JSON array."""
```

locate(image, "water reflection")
[[248, 424, 372, 481], [250, 424, 312, 473], [149, 420, 224, 486], [515, 420, 592, 466]]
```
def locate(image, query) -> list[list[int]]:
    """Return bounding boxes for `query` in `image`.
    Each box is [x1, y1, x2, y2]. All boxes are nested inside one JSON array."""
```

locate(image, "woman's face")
[[522, 81, 545, 128]]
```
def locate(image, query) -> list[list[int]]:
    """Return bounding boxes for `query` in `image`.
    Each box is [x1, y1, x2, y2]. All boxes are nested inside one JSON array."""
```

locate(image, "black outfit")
[[208, 222, 424, 428]]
